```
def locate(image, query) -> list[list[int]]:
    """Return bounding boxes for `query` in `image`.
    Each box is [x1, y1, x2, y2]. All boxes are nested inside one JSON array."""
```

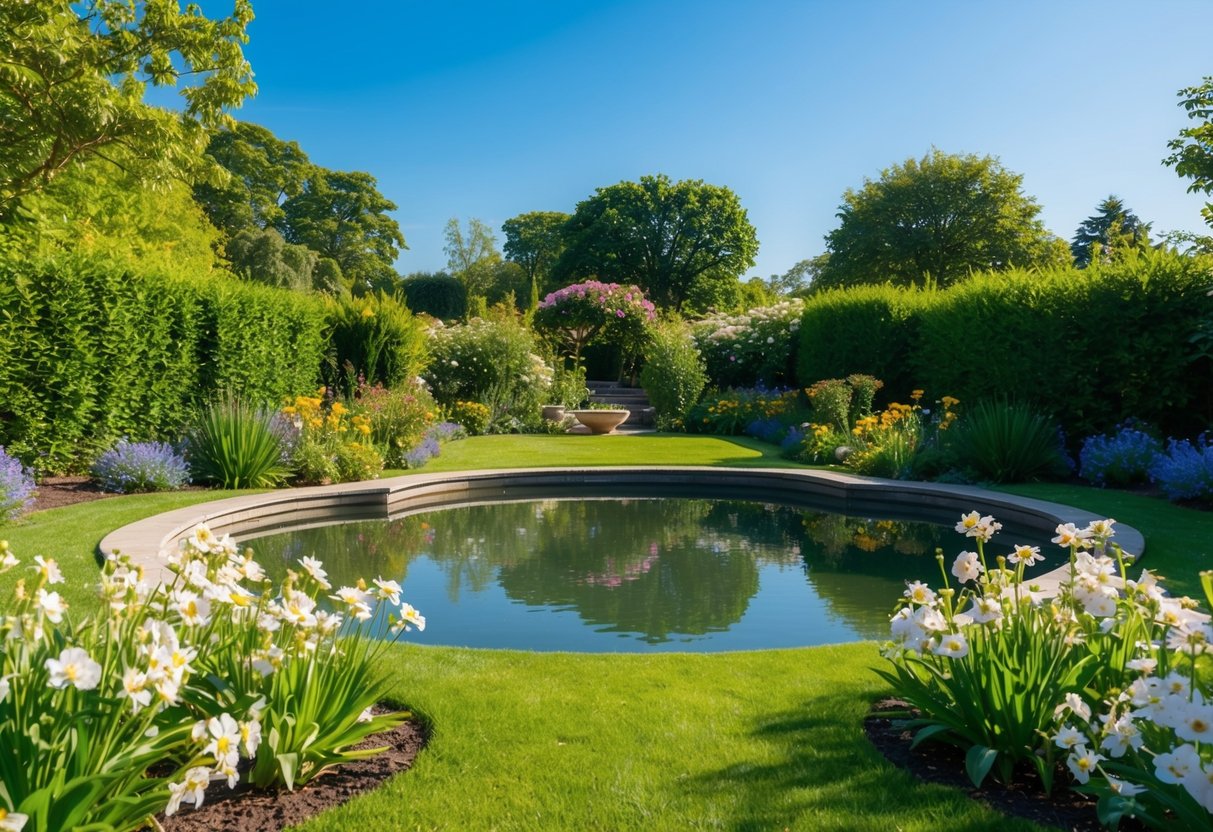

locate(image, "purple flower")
[[0, 446, 35, 522], [92, 440, 189, 494]]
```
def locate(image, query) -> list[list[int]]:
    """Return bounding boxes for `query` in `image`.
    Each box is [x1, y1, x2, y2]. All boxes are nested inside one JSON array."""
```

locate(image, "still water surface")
[[249, 498, 1056, 652]]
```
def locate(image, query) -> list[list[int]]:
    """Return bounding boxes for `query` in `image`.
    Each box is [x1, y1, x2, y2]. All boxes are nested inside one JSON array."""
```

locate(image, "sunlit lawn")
[[6, 434, 1208, 830]]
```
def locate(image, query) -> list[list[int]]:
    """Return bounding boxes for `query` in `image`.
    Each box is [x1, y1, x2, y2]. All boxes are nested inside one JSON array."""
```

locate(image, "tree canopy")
[[816, 149, 1070, 290], [281, 169, 405, 294], [502, 211, 569, 303], [0, 0, 256, 217], [444, 217, 502, 299], [554, 174, 759, 311], [1070, 196, 1152, 268], [195, 121, 313, 236], [1165, 76, 1213, 231]]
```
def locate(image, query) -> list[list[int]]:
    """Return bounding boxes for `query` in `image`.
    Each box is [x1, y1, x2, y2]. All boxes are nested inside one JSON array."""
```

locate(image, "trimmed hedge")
[[796, 251, 1213, 440], [0, 254, 327, 472], [400, 273, 467, 320], [323, 293, 429, 396]]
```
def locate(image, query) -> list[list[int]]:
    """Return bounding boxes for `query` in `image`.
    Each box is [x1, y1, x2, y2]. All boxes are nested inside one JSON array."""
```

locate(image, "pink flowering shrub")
[[533, 280, 656, 361]]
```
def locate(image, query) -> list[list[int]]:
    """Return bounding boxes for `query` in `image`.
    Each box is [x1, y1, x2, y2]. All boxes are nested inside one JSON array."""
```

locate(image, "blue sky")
[[226, 0, 1213, 279]]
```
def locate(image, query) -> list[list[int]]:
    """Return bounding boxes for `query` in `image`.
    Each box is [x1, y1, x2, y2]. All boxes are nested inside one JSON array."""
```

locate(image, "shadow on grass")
[[687, 691, 1029, 832]]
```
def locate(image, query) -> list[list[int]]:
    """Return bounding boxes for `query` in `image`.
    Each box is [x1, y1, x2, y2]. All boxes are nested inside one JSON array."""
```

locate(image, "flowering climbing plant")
[[533, 280, 656, 361]]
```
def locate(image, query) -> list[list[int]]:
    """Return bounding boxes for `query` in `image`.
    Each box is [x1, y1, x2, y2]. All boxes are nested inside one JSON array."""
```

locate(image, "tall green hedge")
[[0, 254, 327, 472], [796, 285, 927, 400], [400, 273, 467, 320], [322, 292, 429, 396], [797, 251, 1213, 440]]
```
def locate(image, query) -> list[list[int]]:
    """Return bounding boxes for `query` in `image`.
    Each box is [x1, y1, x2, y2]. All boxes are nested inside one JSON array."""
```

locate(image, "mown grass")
[[6, 434, 1206, 830]]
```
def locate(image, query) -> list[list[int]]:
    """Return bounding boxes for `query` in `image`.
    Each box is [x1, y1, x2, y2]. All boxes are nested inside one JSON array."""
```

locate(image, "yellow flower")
[[911, 389, 924, 401]]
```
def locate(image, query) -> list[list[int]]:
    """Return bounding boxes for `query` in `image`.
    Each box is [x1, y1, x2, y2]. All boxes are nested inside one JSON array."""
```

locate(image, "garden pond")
[[247, 496, 1062, 651]]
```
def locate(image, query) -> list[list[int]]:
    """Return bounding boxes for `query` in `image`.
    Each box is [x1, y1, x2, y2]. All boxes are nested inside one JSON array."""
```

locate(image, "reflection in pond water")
[[248, 498, 1057, 652]]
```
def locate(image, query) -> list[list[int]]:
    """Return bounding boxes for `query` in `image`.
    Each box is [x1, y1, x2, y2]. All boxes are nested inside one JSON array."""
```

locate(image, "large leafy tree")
[[502, 211, 569, 304], [1070, 196, 1152, 268], [1165, 76, 1213, 230], [281, 169, 405, 294], [817, 150, 1070, 290], [554, 174, 759, 311], [0, 0, 256, 217], [195, 121, 314, 236], [226, 227, 346, 296], [444, 217, 502, 298]]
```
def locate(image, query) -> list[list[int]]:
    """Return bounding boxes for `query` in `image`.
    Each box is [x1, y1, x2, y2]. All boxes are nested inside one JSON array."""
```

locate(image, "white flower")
[[186, 524, 218, 554], [1104, 774, 1145, 797], [951, 551, 983, 583], [955, 512, 1000, 541], [36, 588, 67, 623], [1052, 523, 1089, 548], [1184, 763, 1213, 812], [966, 595, 1003, 625], [240, 718, 262, 757], [0, 550, 19, 572], [1053, 724, 1084, 749], [903, 581, 936, 606], [931, 632, 968, 658], [0, 808, 30, 831], [165, 766, 211, 815], [1084, 518, 1116, 542], [45, 647, 102, 691], [1155, 743, 1202, 785], [399, 602, 425, 632], [32, 555, 63, 585], [357, 707, 375, 723], [1066, 746, 1103, 784], [202, 714, 242, 768], [373, 577, 402, 605], [912, 605, 947, 633], [1175, 701, 1213, 743], [118, 668, 152, 713], [172, 590, 211, 627], [298, 556, 332, 589], [331, 586, 373, 621], [1099, 715, 1143, 757], [1008, 545, 1043, 566], [0, 676, 9, 703], [280, 590, 318, 629], [1054, 692, 1091, 723], [1125, 657, 1157, 674]]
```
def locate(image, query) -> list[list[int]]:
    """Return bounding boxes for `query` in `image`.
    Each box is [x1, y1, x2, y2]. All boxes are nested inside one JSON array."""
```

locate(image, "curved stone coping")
[[99, 467, 1143, 591]]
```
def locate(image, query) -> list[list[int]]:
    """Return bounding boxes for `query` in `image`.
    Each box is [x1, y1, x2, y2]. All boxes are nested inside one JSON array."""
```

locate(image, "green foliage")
[[805, 379, 852, 433], [281, 169, 404, 294], [797, 285, 925, 400], [323, 293, 428, 397], [545, 361, 590, 408], [195, 121, 313, 236], [816, 149, 1071, 290], [502, 211, 569, 303], [687, 389, 801, 436], [0, 0, 256, 214], [226, 227, 346, 296], [1070, 195, 1152, 268], [0, 253, 326, 473], [444, 217, 502, 298], [11, 157, 224, 277], [639, 322, 708, 430], [555, 174, 759, 311], [185, 397, 293, 489], [400, 272, 467, 320], [533, 280, 656, 362], [1165, 75, 1213, 230], [353, 380, 439, 469], [948, 399, 1069, 483]]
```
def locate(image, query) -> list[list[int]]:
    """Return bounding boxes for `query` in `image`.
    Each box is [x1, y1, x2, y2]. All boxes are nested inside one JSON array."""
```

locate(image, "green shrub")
[[400, 273, 467, 320], [445, 401, 491, 436], [283, 393, 384, 485], [425, 318, 551, 430], [805, 379, 852, 433], [690, 299, 803, 388], [185, 397, 294, 488], [0, 253, 326, 473], [948, 399, 1070, 483], [352, 380, 438, 469], [323, 293, 428, 397], [546, 361, 590, 408], [640, 322, 708, 430]]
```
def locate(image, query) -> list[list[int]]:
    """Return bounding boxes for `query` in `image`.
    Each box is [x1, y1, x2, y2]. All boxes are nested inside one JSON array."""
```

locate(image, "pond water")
[[248, 497, 1058, 652]]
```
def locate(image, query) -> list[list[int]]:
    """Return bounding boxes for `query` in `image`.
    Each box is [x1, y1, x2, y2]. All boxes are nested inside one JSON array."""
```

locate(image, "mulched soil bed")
[[157, 718, 428, 832], [865, 699, 1145, 832], [28, 476, 121, 513]]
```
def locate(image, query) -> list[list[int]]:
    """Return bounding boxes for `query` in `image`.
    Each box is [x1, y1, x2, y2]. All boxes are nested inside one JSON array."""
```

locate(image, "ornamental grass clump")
[[0, 447, 34, 523], [1079, 424, 1164, 488], [92, 439, 190, 493], [186, 397, 294, 489], [948, 398, 1070, 483]]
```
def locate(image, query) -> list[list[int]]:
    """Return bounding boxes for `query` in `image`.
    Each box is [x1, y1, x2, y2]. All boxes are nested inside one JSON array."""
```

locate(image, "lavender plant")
[[92, 440, 190, 493], [0, 447, 35, 523], [1079, 424, 1163, 487], [403, 436, 441, 469]]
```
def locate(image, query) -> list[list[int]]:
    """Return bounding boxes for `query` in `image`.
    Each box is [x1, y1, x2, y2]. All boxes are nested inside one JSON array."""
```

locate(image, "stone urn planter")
[[568, 409, 630, 435], [541, 404, 567, 422]]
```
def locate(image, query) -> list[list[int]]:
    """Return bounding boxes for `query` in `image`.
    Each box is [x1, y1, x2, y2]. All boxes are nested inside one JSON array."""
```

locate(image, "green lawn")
[[7, 434, 1208, 831]]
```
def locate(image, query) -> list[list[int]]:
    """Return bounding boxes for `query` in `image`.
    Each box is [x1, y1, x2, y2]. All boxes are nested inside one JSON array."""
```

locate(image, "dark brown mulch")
[[157, 718, 428, 832], [865, 699, 1146, 832], [28, 476, 119, 513]]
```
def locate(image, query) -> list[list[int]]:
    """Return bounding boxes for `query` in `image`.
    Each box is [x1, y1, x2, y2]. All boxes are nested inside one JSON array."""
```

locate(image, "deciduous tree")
[[0, 0, 256, 216], [554, 174, 759, 311], [1165, 76, 1213, 230], [502, 211, 569, 304], [444, 217, 502, 298], [817, 150, 1069, 289]]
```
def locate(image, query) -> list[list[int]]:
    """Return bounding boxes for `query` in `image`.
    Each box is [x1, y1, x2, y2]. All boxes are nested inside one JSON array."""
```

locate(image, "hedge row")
[[797, 251, 1213, 440], [0, 254, 328, 472]]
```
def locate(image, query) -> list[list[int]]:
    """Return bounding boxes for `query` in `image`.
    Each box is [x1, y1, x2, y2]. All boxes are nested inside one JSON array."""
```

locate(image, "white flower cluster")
[[690, 300, 804, 379]]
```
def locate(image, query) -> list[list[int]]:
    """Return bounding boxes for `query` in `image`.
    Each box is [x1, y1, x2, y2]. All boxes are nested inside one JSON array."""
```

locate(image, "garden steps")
[[586, 380, 655, 426]]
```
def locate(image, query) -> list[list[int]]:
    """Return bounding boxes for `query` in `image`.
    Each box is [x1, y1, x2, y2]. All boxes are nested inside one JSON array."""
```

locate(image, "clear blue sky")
[[226, 0, 1213, 279]]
